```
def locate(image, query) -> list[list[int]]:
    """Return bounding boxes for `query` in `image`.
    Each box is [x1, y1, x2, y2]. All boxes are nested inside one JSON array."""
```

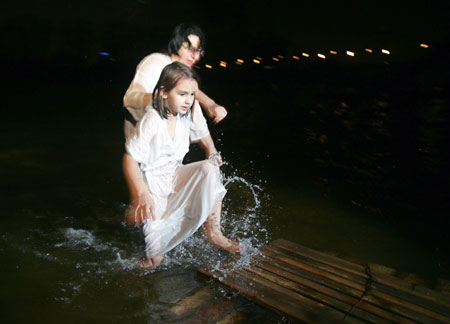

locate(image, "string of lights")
[[196, 43, 431, 70]]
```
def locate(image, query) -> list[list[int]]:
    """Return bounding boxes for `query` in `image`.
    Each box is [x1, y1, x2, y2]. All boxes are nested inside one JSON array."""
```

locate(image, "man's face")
[[177, 34, 202, 68]]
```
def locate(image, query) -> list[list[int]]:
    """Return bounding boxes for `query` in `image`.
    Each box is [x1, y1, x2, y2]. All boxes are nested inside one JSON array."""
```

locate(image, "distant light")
[[292, 55, 300, 60], [277, 55, 284, 59], [420, 43, 429, 48], [365, 48, 373, 53], [219, 61, 227, 68], [253, 59, 261, 64], [302, 53, 310, 58], [329, 50, 337, 55], [381, 49, 390, 55], [98, 52, 111, 56], [236, 59, 244, 65], [256, 56, 262, 60], [272, 57, 280, 62], [317, 53, 326, 59], [346, 51, 355, 57], [205, 64, 212, 69]]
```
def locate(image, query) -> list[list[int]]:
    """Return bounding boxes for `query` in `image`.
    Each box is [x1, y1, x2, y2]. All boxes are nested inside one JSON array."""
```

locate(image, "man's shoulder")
[[139, 52, 171, 67]]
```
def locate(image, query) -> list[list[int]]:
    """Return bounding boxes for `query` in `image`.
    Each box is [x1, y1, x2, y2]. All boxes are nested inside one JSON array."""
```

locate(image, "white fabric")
[[124, 53, 172, 122], [126, 108, 225, 258]]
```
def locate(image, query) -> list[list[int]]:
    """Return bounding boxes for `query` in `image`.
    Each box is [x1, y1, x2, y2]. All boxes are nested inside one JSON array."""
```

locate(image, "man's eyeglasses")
[[183, 44, 205, 57]]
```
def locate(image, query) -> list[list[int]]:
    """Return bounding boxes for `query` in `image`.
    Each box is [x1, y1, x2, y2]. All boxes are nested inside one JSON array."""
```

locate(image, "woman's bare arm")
[[197, 134, 223, 166]]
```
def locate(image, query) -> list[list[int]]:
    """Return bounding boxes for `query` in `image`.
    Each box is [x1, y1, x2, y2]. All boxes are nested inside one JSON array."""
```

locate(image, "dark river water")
[[1, 50, 449, 322]]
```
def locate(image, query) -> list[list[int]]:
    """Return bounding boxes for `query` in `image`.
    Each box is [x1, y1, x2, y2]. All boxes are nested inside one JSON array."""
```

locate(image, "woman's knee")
[[199, 160, 219, 175]]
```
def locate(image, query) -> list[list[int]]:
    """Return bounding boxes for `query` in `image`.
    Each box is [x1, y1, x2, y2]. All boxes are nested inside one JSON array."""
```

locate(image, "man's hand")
[[208, 104, 227, 124], [125, 192, 156, 225]]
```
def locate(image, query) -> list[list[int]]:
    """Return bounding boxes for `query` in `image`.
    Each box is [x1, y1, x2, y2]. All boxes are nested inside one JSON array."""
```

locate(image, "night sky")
[[2, 0, 449, 65]]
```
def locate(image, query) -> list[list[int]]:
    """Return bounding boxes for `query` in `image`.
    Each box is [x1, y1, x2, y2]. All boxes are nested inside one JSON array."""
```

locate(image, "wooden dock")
[[199, 239, 450, 323]]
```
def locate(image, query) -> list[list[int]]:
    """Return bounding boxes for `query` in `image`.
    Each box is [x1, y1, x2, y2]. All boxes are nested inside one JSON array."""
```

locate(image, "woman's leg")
[[139, 254, 164, 268], [202, 195, 243, 253]]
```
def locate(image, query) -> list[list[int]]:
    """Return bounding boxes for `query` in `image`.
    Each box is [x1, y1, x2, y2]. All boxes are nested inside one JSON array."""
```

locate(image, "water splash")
[[223, 175, 262, 213], [147, 167, 271, 273], [5, 165, 271, 290], [58, 228, 109, 251]]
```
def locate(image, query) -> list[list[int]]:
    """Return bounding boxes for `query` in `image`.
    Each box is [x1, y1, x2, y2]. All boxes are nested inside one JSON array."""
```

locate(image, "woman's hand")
[[209, 152, 223, 166], [125, 192, 156, 225]]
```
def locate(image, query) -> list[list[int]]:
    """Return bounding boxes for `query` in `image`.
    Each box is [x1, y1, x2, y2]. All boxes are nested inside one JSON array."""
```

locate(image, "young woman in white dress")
[[123, 62, 243, 268]]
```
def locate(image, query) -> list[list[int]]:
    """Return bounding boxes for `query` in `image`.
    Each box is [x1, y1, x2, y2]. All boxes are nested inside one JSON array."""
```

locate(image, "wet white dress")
[[126, 106, 226, 258]]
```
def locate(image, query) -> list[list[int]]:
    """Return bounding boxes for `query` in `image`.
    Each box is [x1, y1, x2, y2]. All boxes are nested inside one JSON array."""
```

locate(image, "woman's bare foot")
[[139, 255, 164, 268], [207, 233, 245, 253], [203, 196, 245, 253], [223, 240, 245, 253]]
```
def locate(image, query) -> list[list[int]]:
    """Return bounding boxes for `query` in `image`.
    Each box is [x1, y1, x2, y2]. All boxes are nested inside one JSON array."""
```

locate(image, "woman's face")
[[176, 34, 202, 68], [164, 78, 198, 116]]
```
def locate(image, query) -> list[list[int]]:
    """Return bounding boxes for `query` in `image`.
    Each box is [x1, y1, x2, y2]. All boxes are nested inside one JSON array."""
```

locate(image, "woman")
[[124, 62, 242, 268]]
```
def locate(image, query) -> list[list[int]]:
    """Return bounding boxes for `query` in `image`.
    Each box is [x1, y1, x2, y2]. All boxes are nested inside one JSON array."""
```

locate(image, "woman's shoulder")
[[142, 108, 163, 124], [135, 109, 163, 138]]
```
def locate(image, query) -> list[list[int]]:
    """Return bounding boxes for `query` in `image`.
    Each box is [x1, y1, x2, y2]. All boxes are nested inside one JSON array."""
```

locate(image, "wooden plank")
[[198, 268, 311, 323], [272, 239, 367, 276], [263, 243, 450, 323], [255, 253, 442, 324], [199, 240, 450, 324], [261, 246, 367, 290], [199, 268, 366, 323], [263, 244, 368, 285], [370, 284, 450, 324], [234, 268, 367, 324], [252, 256, 417, 324], [371, 272, 450, 317], [254, 253, 369, 304], [273, 239, 450, 315], [254, 253, 365, 297], [241, 265, 397, 324]]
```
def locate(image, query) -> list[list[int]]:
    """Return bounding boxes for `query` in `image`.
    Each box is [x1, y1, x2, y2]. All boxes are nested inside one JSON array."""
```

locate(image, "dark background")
[[2, 1, 450, 65]]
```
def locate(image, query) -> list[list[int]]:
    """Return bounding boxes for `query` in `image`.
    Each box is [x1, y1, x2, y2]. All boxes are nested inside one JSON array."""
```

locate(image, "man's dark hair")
[[167, 23, 206, 56]]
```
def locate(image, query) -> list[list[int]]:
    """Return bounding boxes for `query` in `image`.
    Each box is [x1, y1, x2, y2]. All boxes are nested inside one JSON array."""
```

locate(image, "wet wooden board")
[[199, 239, 450, 324]]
